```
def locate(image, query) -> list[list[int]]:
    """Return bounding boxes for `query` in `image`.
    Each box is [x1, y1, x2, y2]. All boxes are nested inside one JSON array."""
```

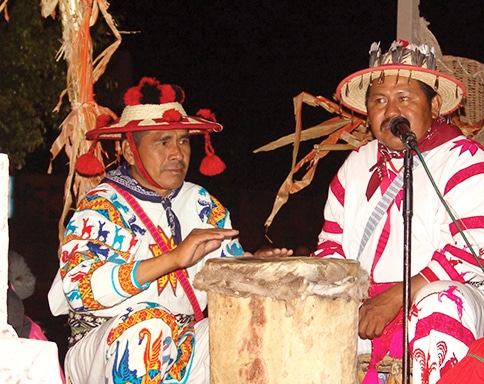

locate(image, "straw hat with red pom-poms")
[[80, 77, 226, 177]]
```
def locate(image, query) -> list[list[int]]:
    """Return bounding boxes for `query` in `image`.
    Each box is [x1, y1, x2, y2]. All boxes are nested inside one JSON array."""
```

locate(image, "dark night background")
[[9, 0, 484, 364], [95, 0, 484, 248]]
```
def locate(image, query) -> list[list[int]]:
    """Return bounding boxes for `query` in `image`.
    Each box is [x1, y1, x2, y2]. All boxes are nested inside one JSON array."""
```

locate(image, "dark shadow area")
[[8, 172, 70, 365]]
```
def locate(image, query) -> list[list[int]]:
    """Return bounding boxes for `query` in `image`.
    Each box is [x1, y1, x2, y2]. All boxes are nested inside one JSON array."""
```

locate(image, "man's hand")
[[245, 247, 294, 258], [358, 284, 402, 339], [358, 275, 427, 339], [171, 228, 240, 269], [136, 228, 239, 285]]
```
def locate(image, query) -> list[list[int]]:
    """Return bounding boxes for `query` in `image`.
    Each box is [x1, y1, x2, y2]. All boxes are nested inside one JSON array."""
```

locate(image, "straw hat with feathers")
[[336, 40, 466, 116]]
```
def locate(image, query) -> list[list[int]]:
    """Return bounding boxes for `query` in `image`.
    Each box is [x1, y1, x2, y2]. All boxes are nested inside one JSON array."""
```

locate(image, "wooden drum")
[[194, 256, 369, 384]]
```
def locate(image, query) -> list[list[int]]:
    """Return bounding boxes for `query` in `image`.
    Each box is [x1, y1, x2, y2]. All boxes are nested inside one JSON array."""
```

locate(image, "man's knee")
[[413, 280, 459, 304]]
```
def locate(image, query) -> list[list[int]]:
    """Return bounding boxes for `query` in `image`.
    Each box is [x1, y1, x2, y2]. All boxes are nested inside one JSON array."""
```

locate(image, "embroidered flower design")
[[450, 139, 484, 156]]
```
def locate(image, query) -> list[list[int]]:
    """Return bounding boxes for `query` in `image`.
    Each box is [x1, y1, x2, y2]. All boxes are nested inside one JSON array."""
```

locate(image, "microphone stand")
[[402, 137, 415, 384]]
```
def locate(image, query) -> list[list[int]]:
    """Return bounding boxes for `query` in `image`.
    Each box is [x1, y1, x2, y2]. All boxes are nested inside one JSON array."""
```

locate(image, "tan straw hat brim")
[[336, 65, 466, 116], [87, 103, 223, 140]]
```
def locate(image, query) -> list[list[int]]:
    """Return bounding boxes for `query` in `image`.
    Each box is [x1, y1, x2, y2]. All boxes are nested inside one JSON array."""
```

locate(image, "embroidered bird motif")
[[139, 328, 163, 383]]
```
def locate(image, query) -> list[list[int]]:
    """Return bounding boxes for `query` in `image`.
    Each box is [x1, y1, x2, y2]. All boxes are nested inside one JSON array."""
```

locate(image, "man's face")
[[123, 129, 191, 196], [366, 75, 442, 151]]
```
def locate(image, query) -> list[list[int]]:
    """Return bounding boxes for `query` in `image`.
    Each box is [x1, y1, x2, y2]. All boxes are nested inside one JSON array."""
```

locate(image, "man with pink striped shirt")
[[312, 40, 484, 384]]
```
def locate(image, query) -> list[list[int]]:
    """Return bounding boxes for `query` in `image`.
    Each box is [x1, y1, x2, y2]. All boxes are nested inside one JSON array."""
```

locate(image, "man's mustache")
[[380, 116, 396, 131]]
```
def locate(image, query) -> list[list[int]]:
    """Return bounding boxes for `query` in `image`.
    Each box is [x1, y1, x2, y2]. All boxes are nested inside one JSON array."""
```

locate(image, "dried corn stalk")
[[40, 0, 121, 251], [0, 0, 8, 21], [253, 92, 371, 234]]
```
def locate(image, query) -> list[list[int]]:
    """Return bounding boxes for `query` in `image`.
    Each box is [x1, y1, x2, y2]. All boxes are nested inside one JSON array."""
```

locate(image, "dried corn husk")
[[0, 0, 9, 21], [40, 0, 121, 251], [254, 92, 370, 232]]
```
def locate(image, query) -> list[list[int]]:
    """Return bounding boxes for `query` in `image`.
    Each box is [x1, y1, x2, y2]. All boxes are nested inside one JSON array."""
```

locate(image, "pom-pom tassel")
[[75, 141, 105, 177], [200, 132, 226, 176]]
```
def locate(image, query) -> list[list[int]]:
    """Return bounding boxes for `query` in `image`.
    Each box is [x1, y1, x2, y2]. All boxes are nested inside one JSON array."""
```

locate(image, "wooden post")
[[397, 0, 420, 43]]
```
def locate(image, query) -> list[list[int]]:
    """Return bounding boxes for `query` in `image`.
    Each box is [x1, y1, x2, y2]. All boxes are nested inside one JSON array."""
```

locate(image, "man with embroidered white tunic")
[[312, 41, 484, 384], [48, 77, 292, 384]]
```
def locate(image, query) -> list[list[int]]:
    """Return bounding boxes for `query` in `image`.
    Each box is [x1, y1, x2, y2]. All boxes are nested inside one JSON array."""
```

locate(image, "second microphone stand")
[[402, 137, 416, 384]]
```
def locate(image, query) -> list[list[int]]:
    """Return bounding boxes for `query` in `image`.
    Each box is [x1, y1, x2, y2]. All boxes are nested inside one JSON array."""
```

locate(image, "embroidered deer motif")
[[97, 221, 110, 242], [112, 227, 126, 250], [111, 193, 130, 213], [87, 242, 110, 259], [81, 218, 94, 238], [65, 220, 78, 236], [128, 216, 146, 236], [438, 285, 464, 320], [128, 236, 138, 252]]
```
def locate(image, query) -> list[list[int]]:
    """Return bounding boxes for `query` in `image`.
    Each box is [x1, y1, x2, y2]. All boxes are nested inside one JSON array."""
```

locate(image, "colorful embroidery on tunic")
[[78, 260, 105, 310], [148, 228, 184, 295], [207, 195, 226, 228], [110, 322, 195, 384], [60, 238, 92, 275], [413, 340, 448, 384], [226, 241, 244, 256], [78, 195, 129, 228], [165, 322, 196, 382], [119, 263, 144, 295], [112, 340, 139, 383], [107, 307, 178, 346], [156, 269, 190, 297], [139, 327, 163, 383]]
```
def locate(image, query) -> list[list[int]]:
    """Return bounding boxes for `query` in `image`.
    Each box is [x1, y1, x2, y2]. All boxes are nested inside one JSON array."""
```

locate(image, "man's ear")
[[431, 94, 443, 119], [121, 140, 136, 166]]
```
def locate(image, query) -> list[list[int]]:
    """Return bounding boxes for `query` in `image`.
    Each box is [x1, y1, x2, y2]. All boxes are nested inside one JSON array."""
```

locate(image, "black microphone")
[[390, 116, 417, 148]]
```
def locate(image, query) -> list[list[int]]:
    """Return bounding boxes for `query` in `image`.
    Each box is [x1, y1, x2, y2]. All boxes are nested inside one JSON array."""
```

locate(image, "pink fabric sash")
[[363, 283, 404, 384], [106, 181, 204, 322]]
